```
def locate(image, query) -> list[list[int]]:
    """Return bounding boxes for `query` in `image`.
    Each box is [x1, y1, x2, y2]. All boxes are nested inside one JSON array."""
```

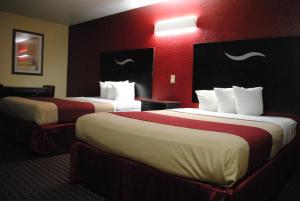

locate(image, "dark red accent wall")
[[67, 0, 300, 107]]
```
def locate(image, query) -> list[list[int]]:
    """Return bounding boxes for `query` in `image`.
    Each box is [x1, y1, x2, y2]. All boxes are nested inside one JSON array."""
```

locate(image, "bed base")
[[70, 140, 296, 201], [0, 112, 75, 155]]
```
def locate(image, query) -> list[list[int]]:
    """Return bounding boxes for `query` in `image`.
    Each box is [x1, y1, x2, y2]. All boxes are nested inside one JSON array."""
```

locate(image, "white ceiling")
[[0, 0, 164, 25]]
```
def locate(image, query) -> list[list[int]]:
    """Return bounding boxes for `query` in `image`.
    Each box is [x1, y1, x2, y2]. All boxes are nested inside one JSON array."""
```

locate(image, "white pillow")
[[106, 82, 115, 100], [233, 86, 263, 116], [195, 90, 218, 111], [214, 88, 236, 113], [100, 81, 129, 100], [99, 81, 108, 99], [112, 82, 135, 102]]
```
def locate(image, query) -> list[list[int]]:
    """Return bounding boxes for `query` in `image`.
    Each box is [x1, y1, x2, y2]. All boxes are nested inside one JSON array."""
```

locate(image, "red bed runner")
[[114, 112, 272, 173], [31, 97, 95, 123]]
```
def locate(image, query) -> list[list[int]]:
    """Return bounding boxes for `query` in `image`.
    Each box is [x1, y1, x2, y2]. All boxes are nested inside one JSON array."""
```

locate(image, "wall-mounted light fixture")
[[130, 0, 165, 7], [154, 15, 198, 36]]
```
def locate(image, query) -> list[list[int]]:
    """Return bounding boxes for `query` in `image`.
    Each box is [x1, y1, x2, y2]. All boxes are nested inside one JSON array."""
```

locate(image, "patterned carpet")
[[0, 136, 106, 201], [0, 135, 299, 201]]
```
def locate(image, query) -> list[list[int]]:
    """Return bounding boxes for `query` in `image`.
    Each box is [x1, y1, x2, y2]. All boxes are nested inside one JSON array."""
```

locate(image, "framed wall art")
[[12, 29, 44, 75]]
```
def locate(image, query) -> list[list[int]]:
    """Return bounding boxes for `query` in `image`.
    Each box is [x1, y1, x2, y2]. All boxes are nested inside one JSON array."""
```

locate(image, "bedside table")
[[140, 99, 181, 111]]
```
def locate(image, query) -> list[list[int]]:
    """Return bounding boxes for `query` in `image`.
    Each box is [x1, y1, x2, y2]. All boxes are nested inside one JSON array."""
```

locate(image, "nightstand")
[[140, 99, 181, 111]]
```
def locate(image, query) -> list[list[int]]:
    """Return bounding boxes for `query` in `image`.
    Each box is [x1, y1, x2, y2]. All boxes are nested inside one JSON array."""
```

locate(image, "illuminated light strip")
[[130, 0, 165, 7], [155, 15, 198, 36], [155, 27, 198, 36]]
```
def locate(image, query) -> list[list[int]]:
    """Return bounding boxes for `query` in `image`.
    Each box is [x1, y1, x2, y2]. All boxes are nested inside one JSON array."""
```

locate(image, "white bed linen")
[[171, 108, 297, 146], [71, 97, 141, 112]]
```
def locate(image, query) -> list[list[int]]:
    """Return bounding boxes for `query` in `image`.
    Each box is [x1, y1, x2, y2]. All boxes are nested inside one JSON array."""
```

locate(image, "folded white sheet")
[[171, 108, 297, 146], [71, 97, 141, 112]]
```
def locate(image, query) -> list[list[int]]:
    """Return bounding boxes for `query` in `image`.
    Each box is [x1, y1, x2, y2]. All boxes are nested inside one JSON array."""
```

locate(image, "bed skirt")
[[0, 112, 75, 155], [70, 140, 296, 201]]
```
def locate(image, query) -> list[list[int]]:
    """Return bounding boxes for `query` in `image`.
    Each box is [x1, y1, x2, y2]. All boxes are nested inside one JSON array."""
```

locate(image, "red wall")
[[67, 0, 300, 107]]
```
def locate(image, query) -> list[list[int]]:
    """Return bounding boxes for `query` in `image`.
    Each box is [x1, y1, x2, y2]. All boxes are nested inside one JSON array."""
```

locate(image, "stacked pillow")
[[195, 90, 218, 111], [195, 86, 263, 116], [99, 81, 135, 102], [214, 88, 236, 113], [233, 86, 263, 116]]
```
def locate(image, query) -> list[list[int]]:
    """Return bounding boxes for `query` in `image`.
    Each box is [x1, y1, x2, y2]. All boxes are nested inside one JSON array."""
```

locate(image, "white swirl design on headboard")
[[224, 52, 266, 61], [114, 58, 135, 66]]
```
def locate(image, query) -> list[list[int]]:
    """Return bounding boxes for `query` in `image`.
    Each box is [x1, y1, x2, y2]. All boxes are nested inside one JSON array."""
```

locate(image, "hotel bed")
[[70, 109, 298, 201], [70, 36, 300, 201], [0, 48, 154, 155], [0, 87, 141, 155]]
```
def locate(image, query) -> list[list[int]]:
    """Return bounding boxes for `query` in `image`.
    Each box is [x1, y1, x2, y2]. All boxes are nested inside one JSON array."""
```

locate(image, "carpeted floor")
[[0, 135, 299, 201], [0, 136, 106, 201], [275, 164, 300, 201]]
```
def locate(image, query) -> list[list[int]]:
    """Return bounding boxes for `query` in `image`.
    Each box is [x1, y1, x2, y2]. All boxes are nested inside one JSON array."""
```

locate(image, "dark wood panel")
[[193, 36, 300, 114], [100, 48, 154, 99], [140, 99, 181, 111]]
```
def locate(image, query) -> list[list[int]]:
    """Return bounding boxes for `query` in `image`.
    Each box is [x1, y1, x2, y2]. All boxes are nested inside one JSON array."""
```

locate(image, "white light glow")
[[16, 37, 29, 43], [17, 54, 29, 58], [155, 15, 198, 36], [155, 27, 198, 36], [130, 0, 165, 7]]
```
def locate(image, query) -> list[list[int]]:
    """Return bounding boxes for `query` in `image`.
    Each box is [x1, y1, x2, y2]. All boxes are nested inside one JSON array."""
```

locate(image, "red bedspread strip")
[[114, 112, 272, 173], [30, 97, 95, 123]]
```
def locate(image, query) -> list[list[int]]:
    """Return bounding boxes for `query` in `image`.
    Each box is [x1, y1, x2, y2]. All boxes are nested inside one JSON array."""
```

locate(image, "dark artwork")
[[193, 36, 300, 114], [100, 48, 154, 99]]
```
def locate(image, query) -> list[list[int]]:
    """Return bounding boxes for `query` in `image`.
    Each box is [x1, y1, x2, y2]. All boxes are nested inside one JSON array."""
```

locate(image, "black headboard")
[[100, 48, 154, 99], [193, 36, 300, 114], [0, 84, 55, 98]]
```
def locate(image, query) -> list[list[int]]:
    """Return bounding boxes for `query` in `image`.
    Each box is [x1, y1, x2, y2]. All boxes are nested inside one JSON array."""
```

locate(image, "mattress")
[[0, 96, 141, 125], [75, 109, 297, 186]]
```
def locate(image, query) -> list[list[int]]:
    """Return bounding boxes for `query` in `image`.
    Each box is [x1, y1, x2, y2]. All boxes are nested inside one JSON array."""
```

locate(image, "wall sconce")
[[154, 15, 198, 36]]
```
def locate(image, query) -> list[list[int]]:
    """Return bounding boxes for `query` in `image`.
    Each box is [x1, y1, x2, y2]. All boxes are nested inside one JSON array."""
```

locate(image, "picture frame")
[[12, 29, 44, 75]]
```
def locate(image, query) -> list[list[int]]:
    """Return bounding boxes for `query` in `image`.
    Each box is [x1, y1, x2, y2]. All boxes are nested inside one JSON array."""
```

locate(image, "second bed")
[[71, 108, 298, 201]]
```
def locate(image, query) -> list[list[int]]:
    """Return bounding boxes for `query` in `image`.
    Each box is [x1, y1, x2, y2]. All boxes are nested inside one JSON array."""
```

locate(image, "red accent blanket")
[[31, 97, 95, 123], [114, 112, 272, 173]]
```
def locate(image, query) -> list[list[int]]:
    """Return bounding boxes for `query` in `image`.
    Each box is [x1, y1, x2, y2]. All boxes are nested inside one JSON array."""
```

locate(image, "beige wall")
[[0, 11, 68, 97]]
